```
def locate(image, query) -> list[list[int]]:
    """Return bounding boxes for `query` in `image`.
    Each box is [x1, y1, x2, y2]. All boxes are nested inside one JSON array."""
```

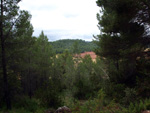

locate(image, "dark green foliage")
[[71, 89, 124, 113], [74, 61, 93, 99], [1, 0, 150, 112], [35, 84, 62, 108], [123, 88, 137, 105], [136, 57, 150, 98], [13, 96, 38, 112], [95, 0, 150, 103], [50, 39, 97, 54], [73, 56, 104, 99], [71, 90, 150, 113], [127, 99, 150, 113], [28, 32, 63, 108], [0, 0, 34, 109], [102, 81, 126, 103]]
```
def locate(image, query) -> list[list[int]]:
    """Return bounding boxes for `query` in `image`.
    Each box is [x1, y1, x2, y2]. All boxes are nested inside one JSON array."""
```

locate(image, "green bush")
[[72, 89, 125, 113], [13, 96, 39, 112], [35, 87, 62, 109], [145, 98, 150, 109], [62, 90, 76, 108], [74, 79, 93, 99], [0, 108, 32, 113], [127, 98, 150, 113], [123, 87, 137, 105], [0, 107, 47, 113], [103, 82, 125, 103]]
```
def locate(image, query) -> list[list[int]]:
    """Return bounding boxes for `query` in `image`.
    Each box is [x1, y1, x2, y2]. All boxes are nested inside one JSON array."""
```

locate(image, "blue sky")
[[19, 0, 100, 41]]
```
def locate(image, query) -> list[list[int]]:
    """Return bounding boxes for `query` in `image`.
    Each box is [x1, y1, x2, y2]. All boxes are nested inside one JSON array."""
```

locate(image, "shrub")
[[72, 89, 125, 113], [127, 98, 150, 113], [35, 87, 62, 109], [123, 87, 137, 105], [103, 82, 125, 103], [13, 96, 39, 112]]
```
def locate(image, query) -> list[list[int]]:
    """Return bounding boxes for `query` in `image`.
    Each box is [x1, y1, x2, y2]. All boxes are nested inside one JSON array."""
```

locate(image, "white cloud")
[[19, 0, 100, 41]]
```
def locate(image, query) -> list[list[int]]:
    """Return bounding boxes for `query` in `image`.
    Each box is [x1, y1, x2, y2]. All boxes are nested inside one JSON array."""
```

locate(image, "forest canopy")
[[50, 39, 97, 54]]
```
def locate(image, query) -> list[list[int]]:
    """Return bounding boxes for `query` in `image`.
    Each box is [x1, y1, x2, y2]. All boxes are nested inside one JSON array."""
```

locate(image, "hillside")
[[50, 39, 97, 53]]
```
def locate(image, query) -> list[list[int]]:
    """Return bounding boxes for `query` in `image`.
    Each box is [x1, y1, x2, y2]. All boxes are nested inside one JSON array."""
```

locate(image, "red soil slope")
[[80, 51, 97, 59]]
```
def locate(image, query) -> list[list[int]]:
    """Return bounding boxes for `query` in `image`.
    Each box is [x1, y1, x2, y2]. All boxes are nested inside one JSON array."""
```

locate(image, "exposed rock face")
[[55, 106, 71, 113]]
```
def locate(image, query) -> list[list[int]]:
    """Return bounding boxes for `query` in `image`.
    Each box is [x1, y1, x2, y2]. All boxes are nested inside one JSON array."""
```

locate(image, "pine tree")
[[0, 0, 33, 109], [95, 0, 150, 85]]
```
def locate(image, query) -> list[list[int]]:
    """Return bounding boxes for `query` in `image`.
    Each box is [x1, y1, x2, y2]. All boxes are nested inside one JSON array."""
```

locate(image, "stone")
[[55, 106, 71, 113]]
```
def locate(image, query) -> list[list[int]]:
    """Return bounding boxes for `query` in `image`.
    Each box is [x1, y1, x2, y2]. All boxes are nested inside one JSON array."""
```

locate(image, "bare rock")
[[55, 106, 71, 113]]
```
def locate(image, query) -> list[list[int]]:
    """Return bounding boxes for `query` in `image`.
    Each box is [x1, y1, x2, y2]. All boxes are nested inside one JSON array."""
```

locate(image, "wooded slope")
[[50, 39, 97, 53]]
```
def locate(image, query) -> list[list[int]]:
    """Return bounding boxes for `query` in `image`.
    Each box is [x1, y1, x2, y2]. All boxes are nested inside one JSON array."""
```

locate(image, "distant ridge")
[[49, 39, 97, 54]]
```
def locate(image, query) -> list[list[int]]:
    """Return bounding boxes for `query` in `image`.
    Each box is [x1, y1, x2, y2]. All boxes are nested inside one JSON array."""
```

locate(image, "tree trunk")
[[0, 0, 11, 110]]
